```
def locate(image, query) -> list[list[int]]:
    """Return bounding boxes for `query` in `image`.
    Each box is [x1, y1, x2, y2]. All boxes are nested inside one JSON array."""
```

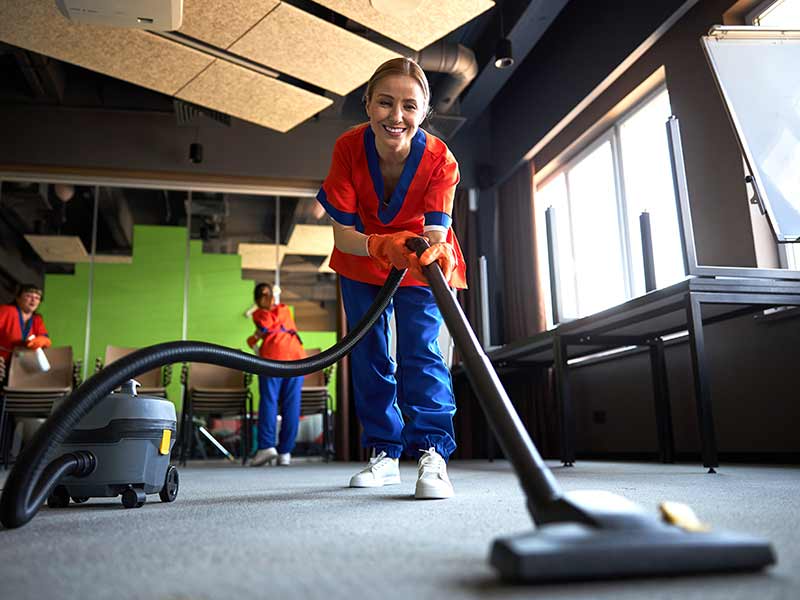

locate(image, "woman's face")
[[16, 291, 41, 313], [257, 287, 273, 310], [365, 74, 427, 155]]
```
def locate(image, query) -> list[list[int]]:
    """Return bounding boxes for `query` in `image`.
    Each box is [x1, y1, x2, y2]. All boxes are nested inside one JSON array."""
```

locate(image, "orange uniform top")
[[0, 304, 49, 363], [316, 124, 467, 289], [252, 304, 305, 361]]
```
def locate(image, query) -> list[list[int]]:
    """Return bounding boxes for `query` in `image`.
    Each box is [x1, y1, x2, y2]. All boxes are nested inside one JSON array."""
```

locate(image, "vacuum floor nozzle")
[[491, 522, 775, 582]]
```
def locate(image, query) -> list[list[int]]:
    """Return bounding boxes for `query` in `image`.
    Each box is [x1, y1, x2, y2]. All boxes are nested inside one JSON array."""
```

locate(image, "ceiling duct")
[[414, 42, 478, 115]]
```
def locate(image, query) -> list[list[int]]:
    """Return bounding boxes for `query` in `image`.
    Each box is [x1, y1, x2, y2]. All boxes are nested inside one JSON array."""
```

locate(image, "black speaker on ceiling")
[[189, 143, 203, 164]]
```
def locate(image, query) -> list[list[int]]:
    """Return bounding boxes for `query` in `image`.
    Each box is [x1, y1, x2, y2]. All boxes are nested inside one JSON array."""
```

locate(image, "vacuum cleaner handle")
[[406, 237, 564, 510]]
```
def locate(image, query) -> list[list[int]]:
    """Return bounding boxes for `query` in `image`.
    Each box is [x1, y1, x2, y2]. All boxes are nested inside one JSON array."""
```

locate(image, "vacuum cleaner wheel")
[[121, 487, 146, 509], [47, 486, 71, 509], [159, 465, 179, 503]]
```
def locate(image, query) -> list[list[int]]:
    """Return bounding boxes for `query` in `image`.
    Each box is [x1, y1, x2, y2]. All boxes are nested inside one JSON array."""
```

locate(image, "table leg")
[[554, 335, 575, 466], [649, 338, 675, 463], [686, 294, 719, 472]]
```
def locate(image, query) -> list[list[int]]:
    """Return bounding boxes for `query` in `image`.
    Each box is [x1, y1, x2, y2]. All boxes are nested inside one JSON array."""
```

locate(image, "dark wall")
[[0, 105, 356, 181], [570, 312, 800, 456], [0, 105, 484, 188], [489, 0, 690, 178], [540, 0, 756, 267], [474, 0, 799, 456]]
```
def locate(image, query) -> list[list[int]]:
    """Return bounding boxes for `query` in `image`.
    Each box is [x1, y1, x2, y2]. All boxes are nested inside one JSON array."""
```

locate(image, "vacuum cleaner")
[[0, 238, 775, 583], [47, 379, 178, 510]]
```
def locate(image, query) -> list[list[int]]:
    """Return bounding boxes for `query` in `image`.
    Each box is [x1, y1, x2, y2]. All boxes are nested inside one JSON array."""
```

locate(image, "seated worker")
[[0, 284, 51, 375], [247, 283, 305, 467]]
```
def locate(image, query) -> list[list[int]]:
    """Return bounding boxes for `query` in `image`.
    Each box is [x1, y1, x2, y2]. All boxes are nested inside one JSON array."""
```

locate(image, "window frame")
[[746, 0, 789, 25], [536, 84, 679, 324]]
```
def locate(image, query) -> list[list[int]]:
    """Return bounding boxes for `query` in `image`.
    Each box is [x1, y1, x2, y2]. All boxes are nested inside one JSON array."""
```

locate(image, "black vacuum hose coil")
[[0, 267, 405, 529]]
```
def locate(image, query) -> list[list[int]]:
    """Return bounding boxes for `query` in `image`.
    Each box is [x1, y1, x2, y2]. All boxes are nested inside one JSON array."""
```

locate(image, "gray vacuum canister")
[[52, 380, 179, 509]]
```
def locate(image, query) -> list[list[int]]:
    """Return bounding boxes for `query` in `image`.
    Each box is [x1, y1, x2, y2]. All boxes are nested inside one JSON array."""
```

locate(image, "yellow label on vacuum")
[[159, 429, 172, 455]]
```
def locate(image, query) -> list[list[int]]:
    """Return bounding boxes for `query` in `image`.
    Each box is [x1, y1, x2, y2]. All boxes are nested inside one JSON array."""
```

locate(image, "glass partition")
[[0, 180, 99, 378], [87, 186, 189, 400], [1, 178, 340, 455]]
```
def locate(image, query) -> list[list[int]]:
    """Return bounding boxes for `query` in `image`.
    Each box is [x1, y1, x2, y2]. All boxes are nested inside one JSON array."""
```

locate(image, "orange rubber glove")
[[26, 335, 52, 350], [247, 335, 260, 351], [419, 242, 457, 282], [367, 231, 419, 271]]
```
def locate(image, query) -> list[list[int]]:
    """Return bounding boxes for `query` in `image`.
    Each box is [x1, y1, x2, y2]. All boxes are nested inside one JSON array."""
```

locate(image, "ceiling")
[[0, 1, 574, 136], [0, 0, 574, 303], [0, 0, 497, 132]]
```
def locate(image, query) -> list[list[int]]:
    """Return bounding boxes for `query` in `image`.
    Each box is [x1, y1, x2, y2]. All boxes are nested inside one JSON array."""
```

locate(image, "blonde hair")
[[364, 57, 431, 116]]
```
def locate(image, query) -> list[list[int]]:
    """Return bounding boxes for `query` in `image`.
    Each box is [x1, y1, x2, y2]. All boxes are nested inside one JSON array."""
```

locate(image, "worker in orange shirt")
[[0, 284, 51, 375], [247, 283, 305, 467]]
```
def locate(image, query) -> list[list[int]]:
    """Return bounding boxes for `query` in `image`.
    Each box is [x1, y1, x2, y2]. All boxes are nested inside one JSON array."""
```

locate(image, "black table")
[[480, 276, 800, 471]]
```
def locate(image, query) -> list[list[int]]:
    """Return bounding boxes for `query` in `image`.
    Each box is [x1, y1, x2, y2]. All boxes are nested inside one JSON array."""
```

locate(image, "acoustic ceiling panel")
[[23, 235, 134, 264], [0, 0, 213, 96], [312, 0, 495, 51], [285, 224, 334, 256], [178, 0, 280, 49], [238, 243, 288, 271], [176, 60, 332, 132], [24, 235, 88, 263], [229, 3, 400, 96]]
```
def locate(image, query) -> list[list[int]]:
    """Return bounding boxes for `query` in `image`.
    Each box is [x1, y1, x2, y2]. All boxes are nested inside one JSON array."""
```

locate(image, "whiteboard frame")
[[701, 25, 800, 243]]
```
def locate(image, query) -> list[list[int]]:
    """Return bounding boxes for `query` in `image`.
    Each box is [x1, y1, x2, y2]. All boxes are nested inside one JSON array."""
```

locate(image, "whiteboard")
[[702, 26, 800, 242]]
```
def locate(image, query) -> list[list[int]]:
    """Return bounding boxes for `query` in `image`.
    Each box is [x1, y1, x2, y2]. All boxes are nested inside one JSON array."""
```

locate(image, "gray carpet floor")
[[1, 459, 798, 600]]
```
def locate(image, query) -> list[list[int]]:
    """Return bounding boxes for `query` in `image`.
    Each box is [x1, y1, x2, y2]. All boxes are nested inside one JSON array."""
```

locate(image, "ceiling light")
[[494, 2, 514, 69], [494, 37, 514, 69]]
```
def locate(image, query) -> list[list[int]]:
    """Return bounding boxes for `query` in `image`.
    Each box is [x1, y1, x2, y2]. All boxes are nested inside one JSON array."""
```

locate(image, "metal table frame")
[[484, 276, 800, 471]]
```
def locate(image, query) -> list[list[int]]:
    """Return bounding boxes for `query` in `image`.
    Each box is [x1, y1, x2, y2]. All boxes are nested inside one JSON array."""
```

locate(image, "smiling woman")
[[315, 56, 467, 499]]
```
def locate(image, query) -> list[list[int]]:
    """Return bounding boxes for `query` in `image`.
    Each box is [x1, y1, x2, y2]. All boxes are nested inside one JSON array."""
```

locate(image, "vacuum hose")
[[1, 267, 405, 529]]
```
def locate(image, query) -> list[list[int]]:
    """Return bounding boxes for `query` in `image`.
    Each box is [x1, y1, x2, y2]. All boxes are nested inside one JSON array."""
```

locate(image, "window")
[[536, 87, 683, 324], [751, 0, 800, 268], [750, 0, 800, 26]]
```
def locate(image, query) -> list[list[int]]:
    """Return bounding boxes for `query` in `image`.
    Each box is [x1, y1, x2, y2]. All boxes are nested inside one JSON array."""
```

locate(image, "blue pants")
[[340, 276, 456, 461], [257, 375, 303, 454]]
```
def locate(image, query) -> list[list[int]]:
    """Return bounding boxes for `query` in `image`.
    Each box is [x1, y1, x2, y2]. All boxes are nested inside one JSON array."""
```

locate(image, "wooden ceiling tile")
[[285, 224, 334, 256], [24, 235, 88, 263], [176, 60, 332, 132], [0, 0, 212, 95], [229, 3, 400, 96], [311, 0, 495, 51], [178, 0, 280, 49], [238, 243, 288, 271]]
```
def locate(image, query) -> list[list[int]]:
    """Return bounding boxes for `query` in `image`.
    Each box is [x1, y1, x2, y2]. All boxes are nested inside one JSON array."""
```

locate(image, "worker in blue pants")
[[341, 276, 456, 461], [315, 58, 467, 499], [256, 375, 302, 465], [248, 282, 306, 467]]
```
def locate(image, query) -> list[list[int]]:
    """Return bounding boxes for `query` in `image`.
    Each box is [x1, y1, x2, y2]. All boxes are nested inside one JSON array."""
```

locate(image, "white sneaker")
[[415, 448, 454, 499], [277, 452, 291, 466], [349, 451, 401, 487], [250, 447, 278, 467]]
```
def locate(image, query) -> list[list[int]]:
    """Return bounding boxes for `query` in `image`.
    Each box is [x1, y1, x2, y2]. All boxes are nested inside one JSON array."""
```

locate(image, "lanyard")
[[16, 305, 33, 341]]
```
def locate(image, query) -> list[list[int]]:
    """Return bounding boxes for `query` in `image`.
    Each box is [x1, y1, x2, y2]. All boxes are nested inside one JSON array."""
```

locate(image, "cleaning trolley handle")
[[406, 237, 563, 509]]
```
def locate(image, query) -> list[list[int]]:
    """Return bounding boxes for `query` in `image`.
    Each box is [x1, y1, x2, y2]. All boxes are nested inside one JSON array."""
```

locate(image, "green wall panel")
[[187, 239, 257, 404], [40, 264, 90, 368], [40, 225, 338, 415], [89, 226, 186, 404]]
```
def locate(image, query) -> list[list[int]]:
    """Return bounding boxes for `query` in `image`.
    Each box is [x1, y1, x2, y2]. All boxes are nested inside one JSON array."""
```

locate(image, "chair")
[[97, 345, 172, 397], [300, 348, 334, 460], [0, 346, 75, 468], [178, 362, 252, 466]]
